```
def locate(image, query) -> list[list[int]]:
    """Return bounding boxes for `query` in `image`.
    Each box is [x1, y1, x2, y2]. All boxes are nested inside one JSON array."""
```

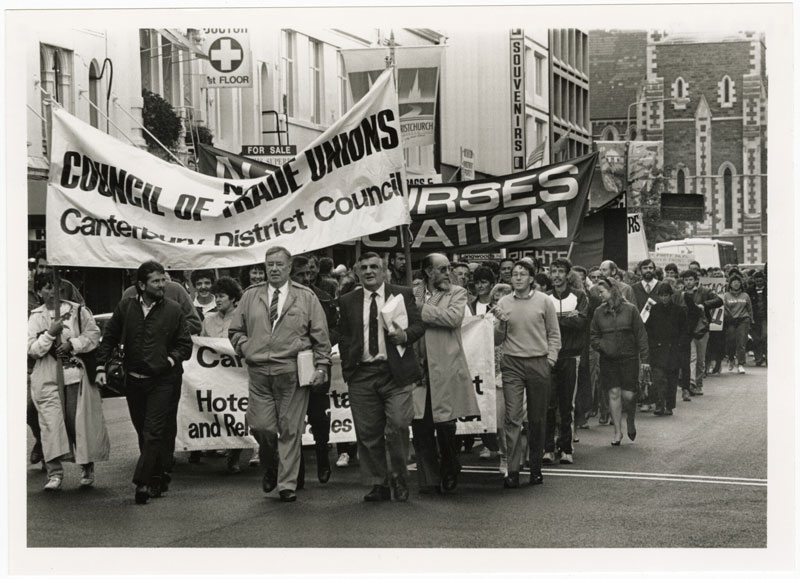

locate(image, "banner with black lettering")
[[363, 153, 597, 252], [698, 277, 726, 331], [175, 321, 497, 450], [342, 46, 443, 149], [45, 68, 409, 269]]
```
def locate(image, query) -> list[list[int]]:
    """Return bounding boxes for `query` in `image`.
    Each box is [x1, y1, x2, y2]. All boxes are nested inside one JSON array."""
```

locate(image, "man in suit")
[[630, 258, 661, 412], [229, 246, 331, 503], [338, 252, 425, 502]]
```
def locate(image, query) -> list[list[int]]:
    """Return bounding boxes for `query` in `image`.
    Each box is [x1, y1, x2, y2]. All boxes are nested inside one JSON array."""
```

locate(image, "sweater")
[[494, 290, 561, 363], [723, 290, 753, 322]]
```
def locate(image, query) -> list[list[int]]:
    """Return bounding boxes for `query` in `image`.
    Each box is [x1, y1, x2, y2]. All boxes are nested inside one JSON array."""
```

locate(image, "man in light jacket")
[[228, 246, 331, 503], [412, 253, 480, 494]]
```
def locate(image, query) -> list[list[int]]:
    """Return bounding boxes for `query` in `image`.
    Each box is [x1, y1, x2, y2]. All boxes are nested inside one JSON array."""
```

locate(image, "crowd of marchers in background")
[[26, 246, 767, 503]]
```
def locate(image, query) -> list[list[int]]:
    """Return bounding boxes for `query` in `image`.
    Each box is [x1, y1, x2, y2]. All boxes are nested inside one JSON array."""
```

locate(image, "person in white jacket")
[[27, 272, 110, 491]]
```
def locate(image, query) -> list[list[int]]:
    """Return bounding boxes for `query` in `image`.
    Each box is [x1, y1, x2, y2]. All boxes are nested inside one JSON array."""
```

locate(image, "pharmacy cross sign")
[[209, 37, 243, 73]]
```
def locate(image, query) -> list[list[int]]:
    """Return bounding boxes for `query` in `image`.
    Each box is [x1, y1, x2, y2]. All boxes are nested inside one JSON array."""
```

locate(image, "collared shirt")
[[266, 281, 290, 322], [362, 283, 387, 362], [139, 295, 157, 318], [193, 296, 217, 316], [642, 280, 654, 294]]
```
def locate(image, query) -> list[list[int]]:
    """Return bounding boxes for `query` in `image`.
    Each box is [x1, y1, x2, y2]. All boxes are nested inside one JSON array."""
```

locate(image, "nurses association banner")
[[342, 46, 443, 149], [45, 68, 409, 270], [175, 318, 497, 450], [362, 152, 598, 252]]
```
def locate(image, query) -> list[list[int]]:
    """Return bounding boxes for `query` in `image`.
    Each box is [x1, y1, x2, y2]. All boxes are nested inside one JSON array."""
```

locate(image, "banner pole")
[[113, 99, 188, 168], [51, 266, 67, 419]]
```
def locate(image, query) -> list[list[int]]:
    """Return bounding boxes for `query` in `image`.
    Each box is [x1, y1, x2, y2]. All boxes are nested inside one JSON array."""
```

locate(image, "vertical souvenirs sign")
[[46, 69, 409, 269], [198, 28, 253, 88], [509, 30, 526, 171], [341, 45, 444, 149]]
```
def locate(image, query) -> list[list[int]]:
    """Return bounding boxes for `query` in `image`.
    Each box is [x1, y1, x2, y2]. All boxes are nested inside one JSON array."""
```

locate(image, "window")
[[676, 169, 685, 194], [676, 78, 685, 98], [723, 168, 733, 229], [161, 34, 173, 104], [718, 75, 735, 108], [309, 39, 323, 124], [337, 52, 348, 116], [140, 29, 153, 92], [39, 44, 73, 155], [282, 30, 296, 117], [535, 53, 544, 96], [535, 119, 546, 145], [672, 76, 689, 109], [89, 60, 100, 129], [601, 125, 619, 141]]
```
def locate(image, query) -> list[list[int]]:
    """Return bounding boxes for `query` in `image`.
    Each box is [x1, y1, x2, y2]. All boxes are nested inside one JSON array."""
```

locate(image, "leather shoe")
[[279, 489, 297, 502], [390, 475, 409, 502], [530, 472, 544, 486], [653, 407, 666, 416], [682, 389, 692, 402], [134, 485, 150, 505], [441, 473, 458, 492], [262, 469, 278, 494], [316, 445, 331, 483], [363, 485, 391, 502], [30, 445, 44, 465], [317, 465, 331, 484], [598, 413, 609, 425], [503, 472, 520, 489]]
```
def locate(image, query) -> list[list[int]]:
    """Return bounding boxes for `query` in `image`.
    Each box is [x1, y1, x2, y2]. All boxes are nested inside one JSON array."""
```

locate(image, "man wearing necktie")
[[338, 252, 425, 502], [631, 259, 666, 413], [229, 246, 331, 503]]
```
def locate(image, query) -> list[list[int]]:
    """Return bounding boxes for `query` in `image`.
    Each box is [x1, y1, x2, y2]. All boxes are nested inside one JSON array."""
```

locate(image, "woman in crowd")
[[27, 272, 110, 491], [590, 277, 650, 445], [645, 283, 687, 416], [239, 263, 266, 290], [469, 266, 495, 316], [723, 273, 753, 374], [493, 261, 561, 488]]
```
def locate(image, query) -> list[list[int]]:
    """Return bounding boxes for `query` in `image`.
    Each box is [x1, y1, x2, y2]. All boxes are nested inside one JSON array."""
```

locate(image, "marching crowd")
[[26, 247, 768, 504]]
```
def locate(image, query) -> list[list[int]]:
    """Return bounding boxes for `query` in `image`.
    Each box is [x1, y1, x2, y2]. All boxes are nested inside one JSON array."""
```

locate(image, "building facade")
[[590, 30, 768, 263]]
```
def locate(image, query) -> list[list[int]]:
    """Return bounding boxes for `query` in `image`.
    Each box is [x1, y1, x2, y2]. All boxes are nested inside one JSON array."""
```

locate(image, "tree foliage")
[[141, 89, 182, 152]]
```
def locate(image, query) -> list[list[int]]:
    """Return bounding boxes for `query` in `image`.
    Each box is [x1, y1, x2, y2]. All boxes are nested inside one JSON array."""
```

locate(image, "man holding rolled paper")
[[338, 252, 424, 503], [228, 246, 331, 503]]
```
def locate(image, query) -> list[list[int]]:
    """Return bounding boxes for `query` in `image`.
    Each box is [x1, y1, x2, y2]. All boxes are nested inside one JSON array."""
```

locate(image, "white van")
[[654, 238, 739, 269]]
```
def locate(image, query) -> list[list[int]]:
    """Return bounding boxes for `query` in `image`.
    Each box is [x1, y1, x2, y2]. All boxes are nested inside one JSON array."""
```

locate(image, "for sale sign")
[[200, 28, 252, 88]]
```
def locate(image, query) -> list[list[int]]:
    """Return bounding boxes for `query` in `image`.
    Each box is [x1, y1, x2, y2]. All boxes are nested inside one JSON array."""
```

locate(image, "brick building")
[[590, 30, 768, 263]]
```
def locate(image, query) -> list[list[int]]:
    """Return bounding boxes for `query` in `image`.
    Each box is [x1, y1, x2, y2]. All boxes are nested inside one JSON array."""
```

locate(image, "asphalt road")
[[26, 365, 767, 549]]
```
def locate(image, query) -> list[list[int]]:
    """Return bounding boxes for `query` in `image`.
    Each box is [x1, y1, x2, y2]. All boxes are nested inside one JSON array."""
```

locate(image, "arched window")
[[723, 168, 733, 229], [89, 60, 100, 129], [601, 125, 619, 141], [628, 125, 638, 141], [723, 77, 730, 102], [677, 169, 686, 194], [718, 75, 735, 108]]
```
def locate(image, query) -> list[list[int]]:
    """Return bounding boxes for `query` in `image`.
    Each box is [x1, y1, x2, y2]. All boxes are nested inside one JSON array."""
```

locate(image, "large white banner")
[[46, 69, 409, 269], [342, 46, 443, 149], [175, 319, 497, 451]]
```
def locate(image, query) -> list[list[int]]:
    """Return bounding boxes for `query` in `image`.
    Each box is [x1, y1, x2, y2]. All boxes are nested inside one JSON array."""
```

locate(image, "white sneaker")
[[560, 453, 574, 465], [336, 453, 350, 468], [249, 455, 260, 467], [79, 465, 95, 488], [479, 447, 494, 460], [738, 365, 746, 374], [44, 476, 62, 491], [542, 452, 555, 465], [499, 455, 508, 475]]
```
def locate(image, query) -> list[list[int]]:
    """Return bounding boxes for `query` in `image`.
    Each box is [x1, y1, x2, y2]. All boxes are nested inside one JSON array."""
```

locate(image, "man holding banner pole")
[[228, 246, 331, 503]]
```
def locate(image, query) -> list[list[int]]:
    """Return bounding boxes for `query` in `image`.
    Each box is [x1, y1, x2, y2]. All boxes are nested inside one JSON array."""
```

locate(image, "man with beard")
[[96, 261, 192, 504], [389, 252, 408, 286], [631, 259, 662, 412], [411, 253, 480, 494]]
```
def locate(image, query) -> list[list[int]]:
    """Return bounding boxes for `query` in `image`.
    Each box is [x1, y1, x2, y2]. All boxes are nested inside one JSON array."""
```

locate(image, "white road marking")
[[411, 464, 768, 487]]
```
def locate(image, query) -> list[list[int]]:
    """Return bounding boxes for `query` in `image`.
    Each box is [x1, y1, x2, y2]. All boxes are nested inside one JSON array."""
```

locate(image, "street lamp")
[[625, 97, 677, 140]]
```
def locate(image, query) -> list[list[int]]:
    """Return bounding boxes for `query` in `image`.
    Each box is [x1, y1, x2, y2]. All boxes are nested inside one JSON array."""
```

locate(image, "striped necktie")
[[269, 288, 280, 328]]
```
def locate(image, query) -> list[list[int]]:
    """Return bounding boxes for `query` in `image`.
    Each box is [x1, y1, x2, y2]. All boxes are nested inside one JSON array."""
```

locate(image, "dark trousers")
[[706, 331, 725, 370], [751, 319, 767, 363], [27, 384, 42, 451], [411, 382, 459, 487], [307, 387, 331, 445], [126, 373, 180, 487], [545, 357, 578, 454], [678, 341, 691, 391], [501, 355, 550, 476], [347, 364, 414, 486], [652, 366, 679, 410], [163, 376, 182, 473], [725, 318, 751, 364], [575, 353, 593, 424]]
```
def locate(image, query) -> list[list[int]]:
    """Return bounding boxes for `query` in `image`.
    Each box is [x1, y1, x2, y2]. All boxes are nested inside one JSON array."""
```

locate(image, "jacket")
[[28, 301, 110, 464], [338, 284, 424, 387], [590, 301, 649, 363], [413, 285, 481, 423], [687, 285, 724, 324], [547, 287, 589, 358], [122, 280, 202, 335], [96, 296, 193, 378], [645, 301, 687, 369], [748, 285, 767, 322], [229, 281, 332, 375], [631, 280, 666, 312], [311, 285, 340, 347]]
